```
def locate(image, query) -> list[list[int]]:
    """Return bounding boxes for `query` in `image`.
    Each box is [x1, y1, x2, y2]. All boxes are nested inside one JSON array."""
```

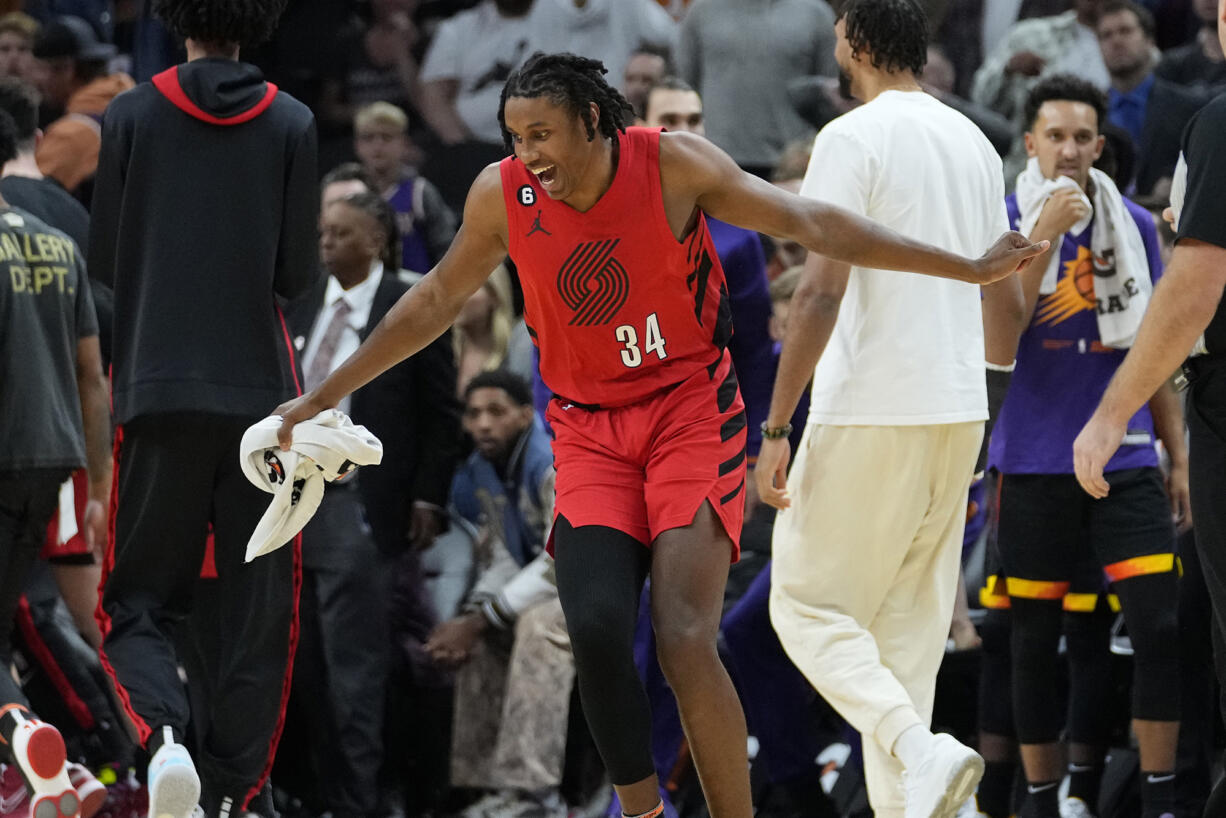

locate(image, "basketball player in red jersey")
[[275, 53, 1046, 818]]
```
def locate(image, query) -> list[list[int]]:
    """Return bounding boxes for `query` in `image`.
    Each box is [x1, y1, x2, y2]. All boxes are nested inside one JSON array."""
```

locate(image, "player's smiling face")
[[504, 95, 601, 204]]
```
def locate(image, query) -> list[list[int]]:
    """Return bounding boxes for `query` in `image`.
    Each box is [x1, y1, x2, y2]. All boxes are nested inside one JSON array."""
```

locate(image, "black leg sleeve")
[[552, 515, 655, 786]]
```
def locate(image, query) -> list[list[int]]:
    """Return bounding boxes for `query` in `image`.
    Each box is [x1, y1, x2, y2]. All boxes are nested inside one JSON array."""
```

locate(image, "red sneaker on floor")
[[7, 720, 80, 818], [65, 767, 103, 818]]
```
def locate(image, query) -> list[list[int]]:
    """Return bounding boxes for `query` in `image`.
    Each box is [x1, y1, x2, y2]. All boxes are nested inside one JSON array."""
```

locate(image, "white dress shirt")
[[301, 261, 383, 415]]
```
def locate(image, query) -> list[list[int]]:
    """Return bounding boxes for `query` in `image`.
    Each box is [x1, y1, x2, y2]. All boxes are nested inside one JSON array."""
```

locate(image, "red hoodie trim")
[[94, 425, 154, 747], [242, 303, 304, 811], [15, 597, 96, 730], [152, 66, 278, 126]]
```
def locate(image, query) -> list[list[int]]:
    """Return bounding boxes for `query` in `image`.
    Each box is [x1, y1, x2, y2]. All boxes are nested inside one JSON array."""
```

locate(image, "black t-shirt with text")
[[1177, 94, 1226, 355], [0, 207, 97, 471]]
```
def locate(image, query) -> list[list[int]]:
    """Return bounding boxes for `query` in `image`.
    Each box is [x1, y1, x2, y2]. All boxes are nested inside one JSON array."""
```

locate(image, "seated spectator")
[[1155, 0, 1225, 90], [1098, 0, 1205, 196], [0, 13, 38, 81], [417, 0, 534, 146], [526, 0, 676, 101], [353, 102, 456, 272], [622, 43, 670, 121], [318, 0, 421, 135], [972, 0, 1110, 178], [934, 0, 1068, 99], [31, 16, 133, 200], [677, 0, 837, 178], [428, 370, 570, 818], [319, 161, 376, 212], [455, 263, 531, 395]]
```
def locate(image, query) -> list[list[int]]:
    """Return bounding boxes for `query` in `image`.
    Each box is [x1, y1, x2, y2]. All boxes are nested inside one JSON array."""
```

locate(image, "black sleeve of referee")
[[975, 364, 1013, 475]]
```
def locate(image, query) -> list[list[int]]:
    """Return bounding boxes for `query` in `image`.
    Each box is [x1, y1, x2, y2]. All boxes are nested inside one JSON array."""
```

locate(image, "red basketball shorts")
[[546, 351, 748, 561]]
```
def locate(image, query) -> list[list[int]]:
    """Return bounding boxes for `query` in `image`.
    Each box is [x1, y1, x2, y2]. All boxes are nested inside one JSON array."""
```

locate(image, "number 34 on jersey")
[[615, 312, 668, 368]]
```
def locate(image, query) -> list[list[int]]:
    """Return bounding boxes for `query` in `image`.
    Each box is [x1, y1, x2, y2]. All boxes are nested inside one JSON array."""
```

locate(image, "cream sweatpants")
[[770, 422, 982, 818]]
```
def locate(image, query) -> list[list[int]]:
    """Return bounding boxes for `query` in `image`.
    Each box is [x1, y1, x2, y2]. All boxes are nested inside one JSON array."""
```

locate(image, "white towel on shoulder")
[[1016, 157, 1152, 348], [239, 409, 383, 562]]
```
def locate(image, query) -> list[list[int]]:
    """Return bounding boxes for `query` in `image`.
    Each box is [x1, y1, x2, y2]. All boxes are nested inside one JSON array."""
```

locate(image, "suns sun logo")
[[1035, 246, 1099, 327]]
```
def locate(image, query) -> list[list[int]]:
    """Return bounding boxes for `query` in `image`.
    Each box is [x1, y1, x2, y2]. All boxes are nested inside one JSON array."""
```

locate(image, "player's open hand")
[[274, 391, 334, 451], [975, 232, 1050, 284], [1072, 410, 1126, 499], [425, 612, 486, 668], [1166, 459, 1193, 533], [755, 437, 792, 510]]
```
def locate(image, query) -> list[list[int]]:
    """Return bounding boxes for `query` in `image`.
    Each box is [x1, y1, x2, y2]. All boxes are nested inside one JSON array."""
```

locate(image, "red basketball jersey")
[[501, 127, 731, 407]]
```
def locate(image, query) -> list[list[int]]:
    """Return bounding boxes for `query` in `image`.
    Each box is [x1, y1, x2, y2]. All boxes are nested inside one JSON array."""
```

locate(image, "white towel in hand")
[[239, 409, 383, 562], [1016, 157, 1152, 348]]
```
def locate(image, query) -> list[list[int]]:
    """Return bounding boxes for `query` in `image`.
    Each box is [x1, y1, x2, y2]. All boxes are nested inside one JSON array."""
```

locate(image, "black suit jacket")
[[1135, 77, 1208, 197], [286, 270, 462, 555]]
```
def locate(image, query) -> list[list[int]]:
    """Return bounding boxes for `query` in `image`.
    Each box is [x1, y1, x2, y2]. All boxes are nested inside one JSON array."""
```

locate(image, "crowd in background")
[[0, 1, 1222, 818]]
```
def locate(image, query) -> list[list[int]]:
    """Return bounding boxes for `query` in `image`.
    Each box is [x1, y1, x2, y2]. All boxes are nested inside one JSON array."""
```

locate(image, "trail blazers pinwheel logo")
[[557, 238, 630, 326]]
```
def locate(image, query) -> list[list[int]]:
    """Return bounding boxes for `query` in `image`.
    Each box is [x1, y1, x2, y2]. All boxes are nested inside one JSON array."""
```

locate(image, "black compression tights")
[[1012, 574, 1180, 744], [553, 515, 656, 785]]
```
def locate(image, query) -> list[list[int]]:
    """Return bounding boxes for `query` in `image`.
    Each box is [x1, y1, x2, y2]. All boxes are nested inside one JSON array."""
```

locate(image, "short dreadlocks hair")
[[152, 0, 288, 47], [498, 52, 636, 153], [838, 0, 929, 75]]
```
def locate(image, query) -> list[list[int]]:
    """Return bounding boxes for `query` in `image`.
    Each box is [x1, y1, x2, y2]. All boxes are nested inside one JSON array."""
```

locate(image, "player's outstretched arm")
[[275, 164, 510, 448], [661, 131, 1047, 285]]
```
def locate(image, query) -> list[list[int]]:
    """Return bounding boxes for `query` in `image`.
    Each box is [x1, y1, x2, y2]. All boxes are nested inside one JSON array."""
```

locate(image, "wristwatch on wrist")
[[760, 421, 793, 440]]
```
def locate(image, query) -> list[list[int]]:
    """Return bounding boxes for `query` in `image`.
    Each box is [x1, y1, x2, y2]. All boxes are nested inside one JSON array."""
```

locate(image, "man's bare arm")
[[982, 274, 1026, 366], [1074, 239, 1226, 496], [660, 132, 1045, 285], [277, 164, 509, 446], [756, 252, 850, 509], [75, 335, 111, 505]]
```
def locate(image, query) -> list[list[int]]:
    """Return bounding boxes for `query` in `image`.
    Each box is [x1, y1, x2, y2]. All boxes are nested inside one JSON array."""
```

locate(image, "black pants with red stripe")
[[0, 468, 69, 711], [101, 413, 297, 817]]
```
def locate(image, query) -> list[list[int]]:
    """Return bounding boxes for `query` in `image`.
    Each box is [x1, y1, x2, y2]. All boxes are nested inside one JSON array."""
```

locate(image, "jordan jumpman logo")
[[526, 209, 551, 237]]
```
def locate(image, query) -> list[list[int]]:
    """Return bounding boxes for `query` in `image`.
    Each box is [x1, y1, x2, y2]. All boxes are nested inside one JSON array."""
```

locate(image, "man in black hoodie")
[[87, 2, 318, 818]]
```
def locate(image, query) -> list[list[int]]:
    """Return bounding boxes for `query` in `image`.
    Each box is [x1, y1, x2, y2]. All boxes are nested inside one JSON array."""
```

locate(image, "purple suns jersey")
[[989, 192, 1164, 476]]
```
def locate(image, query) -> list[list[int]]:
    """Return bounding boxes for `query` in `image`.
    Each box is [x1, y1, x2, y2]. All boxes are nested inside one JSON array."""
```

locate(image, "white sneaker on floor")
[[902, 734, 985, 818], [1060, 797, 1095, 818], [147, 741, 200, 818]]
